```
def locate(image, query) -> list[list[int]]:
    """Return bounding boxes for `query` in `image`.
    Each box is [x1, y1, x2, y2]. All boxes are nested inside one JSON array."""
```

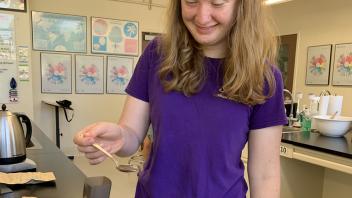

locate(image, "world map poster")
[[32, 11, 87, 53]]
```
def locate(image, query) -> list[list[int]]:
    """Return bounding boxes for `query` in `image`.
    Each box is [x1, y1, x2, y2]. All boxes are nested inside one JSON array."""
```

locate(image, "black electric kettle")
[[0, 104, 32, 165]]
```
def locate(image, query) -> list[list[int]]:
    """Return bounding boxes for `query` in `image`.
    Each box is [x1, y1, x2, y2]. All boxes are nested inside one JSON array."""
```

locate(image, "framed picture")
[[91, 17, 139, 56], [32, 11, 87, 53], [106, 56, 133, 94], [332, 43, 352, 86], [0, 0, 26, 12], [75, 55, 104, 94], [41, 53, 72, 93], [305, 44, 332, 85]]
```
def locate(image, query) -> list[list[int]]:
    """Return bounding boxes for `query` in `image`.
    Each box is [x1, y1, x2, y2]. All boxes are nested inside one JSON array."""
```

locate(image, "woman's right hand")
[[73, 122, 125, 165]]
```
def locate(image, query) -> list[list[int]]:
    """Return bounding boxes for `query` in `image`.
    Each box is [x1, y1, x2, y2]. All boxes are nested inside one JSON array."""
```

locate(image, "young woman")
[[74, 0, 287, 197]]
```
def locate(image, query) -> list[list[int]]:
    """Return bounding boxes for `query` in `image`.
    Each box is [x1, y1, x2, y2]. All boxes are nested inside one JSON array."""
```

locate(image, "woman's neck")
[[202, 44, 226, 59]]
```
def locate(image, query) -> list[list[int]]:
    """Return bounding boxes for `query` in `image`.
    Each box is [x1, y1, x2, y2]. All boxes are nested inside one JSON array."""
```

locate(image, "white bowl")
[[314, 115, 352, 137]]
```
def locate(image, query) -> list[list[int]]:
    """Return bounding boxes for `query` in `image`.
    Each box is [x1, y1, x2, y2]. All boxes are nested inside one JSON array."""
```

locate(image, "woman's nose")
[[195, 3, 212, 25]]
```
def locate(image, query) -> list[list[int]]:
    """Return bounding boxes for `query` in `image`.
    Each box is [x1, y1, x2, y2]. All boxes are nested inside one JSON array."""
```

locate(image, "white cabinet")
[[241, 144, 250, 197], [280, 143, 352, 198], [242, 143, 352, 198]]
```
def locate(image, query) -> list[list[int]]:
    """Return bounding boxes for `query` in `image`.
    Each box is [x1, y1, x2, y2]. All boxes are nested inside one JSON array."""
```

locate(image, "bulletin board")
[[0, 13, 17, 103]]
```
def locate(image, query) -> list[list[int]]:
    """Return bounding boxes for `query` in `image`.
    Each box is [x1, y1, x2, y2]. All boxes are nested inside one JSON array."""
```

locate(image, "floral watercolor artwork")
[[309, 55, 327, 76], [46, 62, 66, 84], [305, 45, 331, 85], [79, 64, 98, 85], [75, 55, 104, 94], [336, 53, 352, 76], [332, 43, 352, 85], [107, 56, 133, 94], [41, 53, 71, 93], [110, 65, 128, 85]]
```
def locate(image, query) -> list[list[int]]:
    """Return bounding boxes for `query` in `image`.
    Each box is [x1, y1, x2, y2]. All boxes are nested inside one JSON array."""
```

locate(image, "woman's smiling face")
[[181, 0, 237, 50]]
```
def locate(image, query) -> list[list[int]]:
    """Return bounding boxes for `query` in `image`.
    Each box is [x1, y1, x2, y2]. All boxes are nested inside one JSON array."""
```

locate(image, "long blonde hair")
[[158, 0, 278, 106]]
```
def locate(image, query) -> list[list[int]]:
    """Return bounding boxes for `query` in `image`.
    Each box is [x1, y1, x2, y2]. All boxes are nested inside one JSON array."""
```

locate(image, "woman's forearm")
[[249, 171, 280, 198]]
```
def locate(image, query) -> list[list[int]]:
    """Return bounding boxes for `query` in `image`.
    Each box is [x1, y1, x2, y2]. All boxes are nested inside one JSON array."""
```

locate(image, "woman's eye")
[[212, 0, 226, 6], [185, 0, 198, 4]]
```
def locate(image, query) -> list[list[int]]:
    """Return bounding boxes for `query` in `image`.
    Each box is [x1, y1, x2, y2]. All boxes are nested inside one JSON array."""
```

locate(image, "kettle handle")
[[16, 113, 32, 147]]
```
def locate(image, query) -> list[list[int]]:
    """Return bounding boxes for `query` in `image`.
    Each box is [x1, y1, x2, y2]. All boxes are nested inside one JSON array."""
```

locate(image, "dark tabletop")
[[2, 123, 86, 198], [281, 130, 352, 159]]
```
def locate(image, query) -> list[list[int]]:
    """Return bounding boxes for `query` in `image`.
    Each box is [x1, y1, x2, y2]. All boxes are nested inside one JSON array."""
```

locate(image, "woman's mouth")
[[195, 24, 216, 34]]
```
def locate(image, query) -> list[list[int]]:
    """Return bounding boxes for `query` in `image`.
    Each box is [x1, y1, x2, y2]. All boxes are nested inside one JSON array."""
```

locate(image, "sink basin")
[[282, 126, 302, 134]]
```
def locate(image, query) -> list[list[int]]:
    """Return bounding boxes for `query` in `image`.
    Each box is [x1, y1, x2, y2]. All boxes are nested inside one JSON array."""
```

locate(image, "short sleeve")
[[125, 39, 158, 102], [249, 68, 288, 130]]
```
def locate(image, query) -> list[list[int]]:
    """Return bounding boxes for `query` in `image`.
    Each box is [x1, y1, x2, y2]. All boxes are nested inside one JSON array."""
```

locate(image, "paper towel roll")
[[327, 96, 343, 115], [318, 96, 330, 115]]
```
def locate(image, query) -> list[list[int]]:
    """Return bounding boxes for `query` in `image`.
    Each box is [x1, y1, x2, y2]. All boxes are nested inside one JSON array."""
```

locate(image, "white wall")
[[272, 0, 352, 116], [0, 5, 34, 119], [14, 0, 166, 155]]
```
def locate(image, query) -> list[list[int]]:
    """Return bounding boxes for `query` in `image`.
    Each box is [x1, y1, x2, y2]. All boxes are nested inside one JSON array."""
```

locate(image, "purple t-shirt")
[[126, 39, 287, 198]]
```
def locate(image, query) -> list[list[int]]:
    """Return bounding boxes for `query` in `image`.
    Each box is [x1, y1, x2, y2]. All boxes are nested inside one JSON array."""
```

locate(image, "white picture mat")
[[0, 0, 25, 10], [106, 56, 133, 94], [75, 55, 104, 94], [332, 43, 352, 85], [41, 53, 72, 93], [305, 45, 331, 85]]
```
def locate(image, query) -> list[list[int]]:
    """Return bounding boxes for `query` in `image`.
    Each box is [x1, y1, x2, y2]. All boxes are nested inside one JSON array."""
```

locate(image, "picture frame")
[[32, 11, 87, 53], [332, 43, 352, 86], [0, 0, 26, 12], [305, 44, 332, 85], [41, 53, 72, 94], [75, 55, 104, 94], [106, 56, 133, 94], [91, 17, 139, 56]]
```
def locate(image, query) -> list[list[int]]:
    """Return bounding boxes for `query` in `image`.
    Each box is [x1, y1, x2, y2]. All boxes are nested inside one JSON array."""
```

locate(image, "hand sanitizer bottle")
[[309, 95, 319, 130], [301, 107, 312, 132]]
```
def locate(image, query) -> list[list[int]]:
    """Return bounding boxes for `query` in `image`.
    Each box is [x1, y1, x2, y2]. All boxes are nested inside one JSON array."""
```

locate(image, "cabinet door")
[[241, 144, 250, 197], [243, 162, 250, 198]]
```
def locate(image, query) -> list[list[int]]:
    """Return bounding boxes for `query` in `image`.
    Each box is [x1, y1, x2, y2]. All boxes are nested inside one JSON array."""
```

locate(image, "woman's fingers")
[[77, 145, 97, 153], [88, 155, 107, 165], [74, 122, 123, 165], [85, 150, 103, 160], [73, 125, 98, 146]]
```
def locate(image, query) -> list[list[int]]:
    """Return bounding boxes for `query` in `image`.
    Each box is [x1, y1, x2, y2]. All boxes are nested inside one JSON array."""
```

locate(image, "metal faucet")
[[319, 89, 331, 96], [284, 89, 295, 127]]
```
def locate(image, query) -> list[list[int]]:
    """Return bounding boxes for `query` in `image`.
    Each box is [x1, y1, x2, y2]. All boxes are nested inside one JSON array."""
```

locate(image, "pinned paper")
[[17, 46, 30, 81], [0, 172, 56, 185]]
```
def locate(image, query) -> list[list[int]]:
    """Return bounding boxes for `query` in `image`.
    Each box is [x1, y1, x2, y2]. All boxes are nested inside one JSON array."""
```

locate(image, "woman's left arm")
[[247, 125, 283, 198]]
